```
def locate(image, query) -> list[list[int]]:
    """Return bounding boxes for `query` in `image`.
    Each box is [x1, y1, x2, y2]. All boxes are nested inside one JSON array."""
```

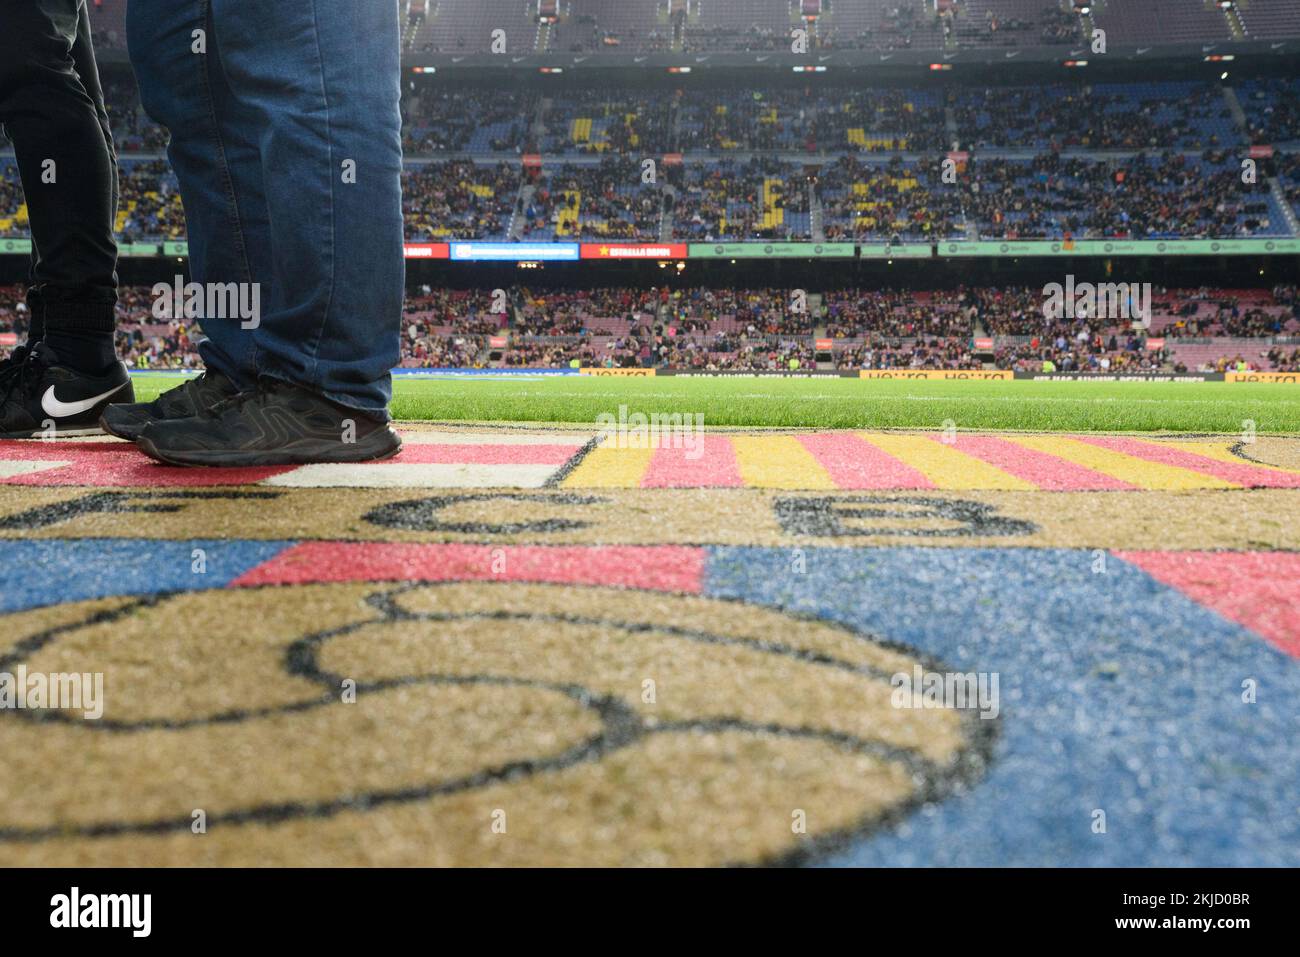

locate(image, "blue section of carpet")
[[704, 546, 1300, 867], [0, 538, 293, 612]]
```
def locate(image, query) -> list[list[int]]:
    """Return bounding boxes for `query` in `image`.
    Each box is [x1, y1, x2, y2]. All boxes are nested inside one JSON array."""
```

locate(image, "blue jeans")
[[127, 0, 404, 416]]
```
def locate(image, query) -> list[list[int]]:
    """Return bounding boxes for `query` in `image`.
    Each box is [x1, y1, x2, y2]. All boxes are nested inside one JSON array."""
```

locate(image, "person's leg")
[[0, 0, 133, 439], [70, 0, 118, 254], [207, 0, 405, 417], [130, 0, 404, 464], [23, 267, 45, 347], [126, 0, 270, 388], [102, 0, 271, 439], [0, 0, 118, 372]]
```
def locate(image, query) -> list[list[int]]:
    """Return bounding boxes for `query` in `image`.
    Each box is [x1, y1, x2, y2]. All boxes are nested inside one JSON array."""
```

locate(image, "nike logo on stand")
[[41, 383, 127, 418]]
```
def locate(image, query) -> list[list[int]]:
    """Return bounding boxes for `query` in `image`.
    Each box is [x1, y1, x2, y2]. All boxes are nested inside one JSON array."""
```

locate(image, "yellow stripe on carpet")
[[860, 434, 1036, 490], [562, 445, 655, 488], [731, 436, 836, 489], [1005, 436, 1238, 490]]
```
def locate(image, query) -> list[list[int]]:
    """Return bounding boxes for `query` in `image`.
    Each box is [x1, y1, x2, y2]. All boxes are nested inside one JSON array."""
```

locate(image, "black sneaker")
[[0, 344, 31, 379], [100, 368, 240, 441], [0, 343, 134, 439], [135, 377, 402, 467]]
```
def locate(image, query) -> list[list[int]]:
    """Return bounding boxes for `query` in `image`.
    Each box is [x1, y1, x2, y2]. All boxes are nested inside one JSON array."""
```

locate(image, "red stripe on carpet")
[[797, 433, 934, 489], [1117, 550, 1300, 658], [946, 434, 1137, 491], [0, 441, 290, 486], [1076, 436, 1300, 489], [391, 443, 578, 465], [232, 542, 706, 593], [641, 435, 743, 487]]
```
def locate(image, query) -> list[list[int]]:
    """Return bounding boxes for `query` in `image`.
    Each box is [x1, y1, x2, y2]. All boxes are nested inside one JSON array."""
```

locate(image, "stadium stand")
[[1281, 152, 1300, 220], [9, 75, 1293, 244], [819, 155, 966, 240], [959, 151, 1285, 240], [522, 158, 667, 240], [563, 0, 674, 52], [3, 7, 1300, 377], [4, 284, 1295, 373], [403, 88, 535, 154], [676, 157, 812, 240], [953, 82, 1243, 151], [403, 161, 520, 240], [816, 0, 946, 51], [405, 0, 546, 54], [685, 0, 798, 52], [952, 0, 1084, 48], [1238, 79, 1300, 145], [1236, 0, 1300, 40], [538, 89, 673, 155], [1090, 0, 1235, 45], [78, 0, 1300, 52]]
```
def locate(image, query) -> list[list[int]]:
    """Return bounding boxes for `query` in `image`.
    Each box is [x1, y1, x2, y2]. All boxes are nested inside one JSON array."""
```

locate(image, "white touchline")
[[41, 384, 129, 418]]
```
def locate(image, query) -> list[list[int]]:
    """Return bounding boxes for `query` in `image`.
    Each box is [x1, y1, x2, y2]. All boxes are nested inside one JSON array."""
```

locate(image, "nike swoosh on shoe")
[[41, 383, 131, 418]]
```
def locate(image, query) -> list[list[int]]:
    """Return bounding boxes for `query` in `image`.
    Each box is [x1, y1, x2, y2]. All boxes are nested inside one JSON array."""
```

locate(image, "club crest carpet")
[[1, 424, 1297, 866]]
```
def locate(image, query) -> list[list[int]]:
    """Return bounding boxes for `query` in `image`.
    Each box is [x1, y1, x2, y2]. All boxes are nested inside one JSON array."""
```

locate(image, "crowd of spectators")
[[675, 158, 810, 241], [516, 286, 660, 333], [8, 149, 1281, 245], [116, 160, 187, 242], [1157, 287, 1297, 338], [1240, 79, 1300, 146], [834, 336, 983, 371], [0, 163, 23, 231], [960, 151, 1280, 240], [994, 332, 1171, 374], [674, 86, 947, 153], [2, 284, 1298, 373], [5, 79, 1297, 246], [1263, 346, 1300, 372], [1191, 352, 1282, 373], [954, 82, 1240, 151], [101, 79, 170, 152], [1281, 152, 1300, 223], [402, 89, 534, 154], [820, 155, 964, 241], [521, 159, 667, 240], [823, 288, 976, 339], [403, 161, 519, 240], [540, 90, 674, 156], [14, 72, 1273, 157]]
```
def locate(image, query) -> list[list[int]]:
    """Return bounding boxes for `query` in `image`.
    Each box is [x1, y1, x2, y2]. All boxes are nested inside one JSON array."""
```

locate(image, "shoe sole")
[[0, 426, 105, 440], [135, 430, 403, 468]]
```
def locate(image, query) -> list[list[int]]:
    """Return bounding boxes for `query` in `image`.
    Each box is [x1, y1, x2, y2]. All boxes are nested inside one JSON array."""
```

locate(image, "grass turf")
[[128, 373, 1300, 433]]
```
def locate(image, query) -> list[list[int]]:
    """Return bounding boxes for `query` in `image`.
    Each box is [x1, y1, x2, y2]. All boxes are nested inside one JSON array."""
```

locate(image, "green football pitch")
[[129, 373, 1300, 433]]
